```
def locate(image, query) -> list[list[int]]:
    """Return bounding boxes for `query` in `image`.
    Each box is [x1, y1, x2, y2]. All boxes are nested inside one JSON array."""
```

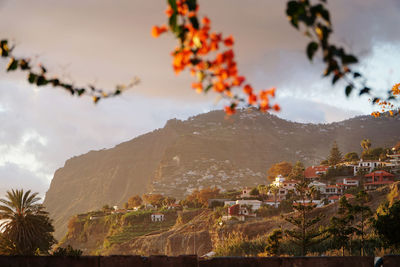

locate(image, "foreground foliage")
[[0, 189, 55, 255]]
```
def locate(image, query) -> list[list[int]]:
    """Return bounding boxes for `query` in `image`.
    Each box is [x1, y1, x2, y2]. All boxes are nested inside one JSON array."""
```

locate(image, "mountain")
[[43, 109, 400, 239]]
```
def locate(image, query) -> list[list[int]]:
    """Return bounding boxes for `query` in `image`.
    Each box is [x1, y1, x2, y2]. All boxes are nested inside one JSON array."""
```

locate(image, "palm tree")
[[0, 189, 55, 255], [360, 139, 371, 152]]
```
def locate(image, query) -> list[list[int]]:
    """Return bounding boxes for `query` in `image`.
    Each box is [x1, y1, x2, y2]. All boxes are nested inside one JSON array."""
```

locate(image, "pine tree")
[[328, 141, 342, 166], [265, 229, 283, 256], [353, 191, 372, 256], [328, 196, 355, 256], [288, 161, 305, 181], [284, 181, 325, 256]]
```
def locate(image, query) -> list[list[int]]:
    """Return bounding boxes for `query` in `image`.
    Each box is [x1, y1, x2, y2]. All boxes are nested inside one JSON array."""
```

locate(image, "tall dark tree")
[[373, 200, 400, 249], [353, 190, 372, 256], [328, 141, 342, 166], [343, 152, 359, 163], [0, 189, 56, 255], [265, 229, 283, 256], [328, 196, 355, 256], [288, 161, 305, 181], [284, 181, 325, 256]]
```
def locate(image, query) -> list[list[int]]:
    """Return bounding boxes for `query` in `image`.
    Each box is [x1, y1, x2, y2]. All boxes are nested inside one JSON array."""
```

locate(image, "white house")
[[309, 181, 327, 193], [240, 187, 252, 198], [224, 199, 262, 211], [352, 160, 383, 175], [272, 175, 285, 187], [151, 213, 165, 222], [235, 199, 262, 210]]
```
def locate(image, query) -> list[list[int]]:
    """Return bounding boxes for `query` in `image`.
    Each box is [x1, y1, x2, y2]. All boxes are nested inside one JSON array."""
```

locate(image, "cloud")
[[0, 0, 398, 197], [0, 162, 48, 200]]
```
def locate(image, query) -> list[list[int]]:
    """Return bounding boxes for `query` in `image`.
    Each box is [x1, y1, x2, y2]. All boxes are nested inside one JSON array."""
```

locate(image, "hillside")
[[58, 182, 400, 256], [43, 109, 400, 239]]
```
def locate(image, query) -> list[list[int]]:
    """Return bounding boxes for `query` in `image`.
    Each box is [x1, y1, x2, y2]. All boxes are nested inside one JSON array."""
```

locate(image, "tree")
[[127, 195, 143, 208], [353, 190, 372, 256], [142, 194, 165, 207], [343, 152, 359, 163], [52, 245, 83, 256], [362, 147, 387, 161], [0, 189, 56, 255], [267, 162, 293, 182], [284, 181, 325, 256], [267, 184, 280, 208], [250, 187, 259, 196], [162, 196, 176, 206], [328, 196, 355, 256], [288, 161, 305, 181], [360, 139, 372, 153], [183, 187, 220, 208], [265, 229, 283, 256], [328, 141, 342, 166], [393, 141, 400, 153], [373, 200, 400, 249]]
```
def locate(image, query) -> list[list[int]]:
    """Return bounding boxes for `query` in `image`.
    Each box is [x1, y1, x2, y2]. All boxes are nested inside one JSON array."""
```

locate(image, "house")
[[240, 187, 251, 198], [226, 203, 256, 221], [364, 170, 395, 190], [235, 199, 262, 210], [325, 185, 341, 195], [328, 195, 340, 204], [336, 178, 360, 191], [304, 166, 329, 179], [352, 159, 384, 175], [387, 153, 400, 172], [224, 199, 262, 210], [269, 176, 297, 200], [263, 199, 280, 208], [151, 213, 165, 222], [272, 175, 286, 187], [309, 181, 327, 193]]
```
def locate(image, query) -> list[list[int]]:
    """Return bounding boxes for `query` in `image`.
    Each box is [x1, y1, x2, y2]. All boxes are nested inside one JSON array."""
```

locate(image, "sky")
[[0, 0, 399, 198]]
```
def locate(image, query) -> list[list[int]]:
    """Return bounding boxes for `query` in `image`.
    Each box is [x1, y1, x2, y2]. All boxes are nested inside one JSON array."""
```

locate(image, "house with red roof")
[[364, 170, 395, 190], [304, 166, 329, 179]]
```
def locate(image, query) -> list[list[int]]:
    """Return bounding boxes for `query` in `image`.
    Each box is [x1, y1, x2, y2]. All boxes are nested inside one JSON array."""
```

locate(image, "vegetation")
[[267, 162, 293, 182], [343, 152, 359, 163], [288, 161, 305, 181], [0, 189, 56, 255], [328, 197, 356, 256], [127, 195, 143, 209], [284, 181, 325, 256], [264, 229, 283, 256], [52, 245, 83, 256], [180, 187, 220, 208], [373, 200, 400, 249], [328, 141, 343, 166]]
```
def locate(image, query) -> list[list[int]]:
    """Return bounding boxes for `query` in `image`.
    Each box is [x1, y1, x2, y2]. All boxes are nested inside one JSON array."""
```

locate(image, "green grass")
[[107, 212, 178, 245]]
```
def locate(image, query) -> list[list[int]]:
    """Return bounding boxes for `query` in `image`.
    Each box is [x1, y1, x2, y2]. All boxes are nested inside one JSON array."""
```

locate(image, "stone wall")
[[0, 255, 397, 267]]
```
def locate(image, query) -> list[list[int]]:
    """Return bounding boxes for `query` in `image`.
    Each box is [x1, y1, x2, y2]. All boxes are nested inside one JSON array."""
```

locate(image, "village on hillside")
[[82, 140, 400, 225]]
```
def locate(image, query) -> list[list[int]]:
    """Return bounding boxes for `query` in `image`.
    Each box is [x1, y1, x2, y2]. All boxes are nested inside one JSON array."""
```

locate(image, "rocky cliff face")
[[44, 109, 400, 239]]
